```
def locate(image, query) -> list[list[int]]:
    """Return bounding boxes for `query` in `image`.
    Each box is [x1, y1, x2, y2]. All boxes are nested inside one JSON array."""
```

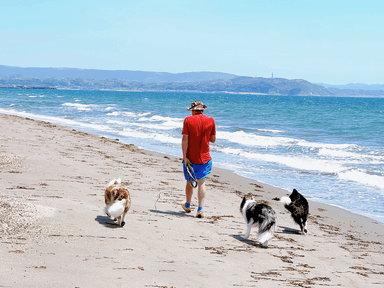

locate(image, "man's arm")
[[210, 119, 216, 143], [182, 134, 189, 164]]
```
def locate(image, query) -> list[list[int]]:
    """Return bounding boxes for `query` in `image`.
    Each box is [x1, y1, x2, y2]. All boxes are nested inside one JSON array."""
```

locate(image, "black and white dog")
[[280, 189, 309, 234], [240, 197, 276, 247]]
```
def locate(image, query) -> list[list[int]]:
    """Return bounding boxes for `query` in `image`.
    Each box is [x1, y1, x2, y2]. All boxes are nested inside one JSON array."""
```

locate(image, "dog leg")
[[244, 224, 252, 239], [120, 212, 127, 227], [105, 206, 111, 218], [261, 240, 269, 248], [116, 216, 122, 226], [294, 215, 305, 234], [299, 218, 308, 234], [303, 219, 308, 234]]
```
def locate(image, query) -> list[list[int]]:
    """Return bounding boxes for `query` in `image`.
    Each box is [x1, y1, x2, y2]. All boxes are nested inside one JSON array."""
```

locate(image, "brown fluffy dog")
[[104, 178, 131, 227]]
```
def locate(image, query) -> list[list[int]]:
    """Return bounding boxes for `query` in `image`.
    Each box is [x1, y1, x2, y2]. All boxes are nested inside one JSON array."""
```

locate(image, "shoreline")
[[1, 113, 383, 287], [145, 147, 384, 237]]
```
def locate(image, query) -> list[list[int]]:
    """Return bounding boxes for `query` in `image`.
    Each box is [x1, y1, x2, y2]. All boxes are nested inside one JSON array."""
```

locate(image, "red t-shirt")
[[182, 114, 216, 164]]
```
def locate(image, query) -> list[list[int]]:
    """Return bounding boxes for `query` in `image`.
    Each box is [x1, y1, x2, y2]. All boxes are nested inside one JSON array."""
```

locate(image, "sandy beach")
[[1, 113, 383, 287]]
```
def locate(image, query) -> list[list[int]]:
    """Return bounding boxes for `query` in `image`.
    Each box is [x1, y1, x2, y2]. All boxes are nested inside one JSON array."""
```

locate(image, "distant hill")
[[0, 65, 238, 83], [1, 65, 384, 97], [0, 75, 337, 96], [317, 83, 384, 91], [169, 76, 331, 96]]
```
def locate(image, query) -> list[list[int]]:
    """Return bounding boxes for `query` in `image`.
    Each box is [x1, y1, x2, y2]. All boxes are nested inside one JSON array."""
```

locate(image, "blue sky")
[[1, 0, 383, 84]]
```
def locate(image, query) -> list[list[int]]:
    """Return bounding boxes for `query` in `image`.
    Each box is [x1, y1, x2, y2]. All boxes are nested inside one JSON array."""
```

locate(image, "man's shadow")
[[149, 209, 194, 217], [95, 209, 195, 228]]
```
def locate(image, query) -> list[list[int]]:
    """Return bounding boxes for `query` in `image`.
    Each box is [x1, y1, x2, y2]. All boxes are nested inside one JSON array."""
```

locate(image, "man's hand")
[[184, 157, 190, 166]]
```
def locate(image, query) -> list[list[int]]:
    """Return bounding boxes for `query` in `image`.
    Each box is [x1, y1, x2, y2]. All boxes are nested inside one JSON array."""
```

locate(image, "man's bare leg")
[[197, 178, 206, 208]]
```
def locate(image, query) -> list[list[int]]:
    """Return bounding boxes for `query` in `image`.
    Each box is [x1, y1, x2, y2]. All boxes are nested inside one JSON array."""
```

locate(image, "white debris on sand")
[[0, 195, 55, 240], [0, 153, 24, 172]]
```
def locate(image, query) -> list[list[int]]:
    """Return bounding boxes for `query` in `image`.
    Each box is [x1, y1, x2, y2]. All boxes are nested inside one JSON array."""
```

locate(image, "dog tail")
[[256, 229, 274, 246], [108, 178, 121, 187], [280, 196, 292, 206], [259, 207, 276, 234], [106, 199, 126, 218], [257, 218, 275, 246], [257, 205, 276, 246]]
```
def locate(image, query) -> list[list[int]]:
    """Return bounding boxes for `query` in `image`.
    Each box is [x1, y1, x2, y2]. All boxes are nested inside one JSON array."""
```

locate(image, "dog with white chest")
[[104, 178, 131, 227], [240, 197, 276, 247]]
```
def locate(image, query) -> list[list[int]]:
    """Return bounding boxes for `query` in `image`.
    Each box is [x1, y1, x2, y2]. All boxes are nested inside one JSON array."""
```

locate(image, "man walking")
[[181, 101, 216, 218]]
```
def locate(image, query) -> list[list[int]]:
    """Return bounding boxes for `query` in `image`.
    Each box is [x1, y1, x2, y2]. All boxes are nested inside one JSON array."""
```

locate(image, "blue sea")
[[1, 89, 383, 223]]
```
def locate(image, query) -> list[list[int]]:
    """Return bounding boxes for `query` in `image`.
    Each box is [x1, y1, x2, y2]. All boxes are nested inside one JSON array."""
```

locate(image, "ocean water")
[[1, 88, 383, 223]]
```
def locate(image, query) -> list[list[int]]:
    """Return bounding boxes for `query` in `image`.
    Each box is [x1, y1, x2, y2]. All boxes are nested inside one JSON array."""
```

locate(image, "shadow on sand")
[[95, 215, 122, 229], [278, 226, 302, 234], [231, 234, 268, 248], [149, 209, 195, 217]]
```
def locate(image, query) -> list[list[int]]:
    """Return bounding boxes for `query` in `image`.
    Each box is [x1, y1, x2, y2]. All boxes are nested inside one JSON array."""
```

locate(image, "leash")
[[186, 162, 198, 188]]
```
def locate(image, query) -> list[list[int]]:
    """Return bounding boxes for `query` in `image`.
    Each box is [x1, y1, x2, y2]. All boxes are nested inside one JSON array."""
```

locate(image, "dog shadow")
[[231, 234, 268, 249], [95, 215, 123, 229], [278, 226, 302, 235], [149, 209, 195, 217]]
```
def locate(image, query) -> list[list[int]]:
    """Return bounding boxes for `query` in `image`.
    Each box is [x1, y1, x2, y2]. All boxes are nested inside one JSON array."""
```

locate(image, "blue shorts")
[[183, 159, 212, 180]]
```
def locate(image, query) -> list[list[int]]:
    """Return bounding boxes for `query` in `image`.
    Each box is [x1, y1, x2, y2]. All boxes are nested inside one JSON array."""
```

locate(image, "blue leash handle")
[[186, 162, 198, 188]]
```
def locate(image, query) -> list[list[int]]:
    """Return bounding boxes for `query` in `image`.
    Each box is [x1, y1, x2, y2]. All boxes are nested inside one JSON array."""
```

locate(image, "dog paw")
[[261, 240, 269, 248]]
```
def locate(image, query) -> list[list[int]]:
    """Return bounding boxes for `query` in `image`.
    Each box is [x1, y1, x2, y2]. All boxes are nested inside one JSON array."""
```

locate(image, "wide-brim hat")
[[187, 101, 207, 111]]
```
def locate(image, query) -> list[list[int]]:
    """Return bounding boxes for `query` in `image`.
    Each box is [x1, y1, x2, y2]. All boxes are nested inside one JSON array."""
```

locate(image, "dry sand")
[[1, 113, 383, 287]]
